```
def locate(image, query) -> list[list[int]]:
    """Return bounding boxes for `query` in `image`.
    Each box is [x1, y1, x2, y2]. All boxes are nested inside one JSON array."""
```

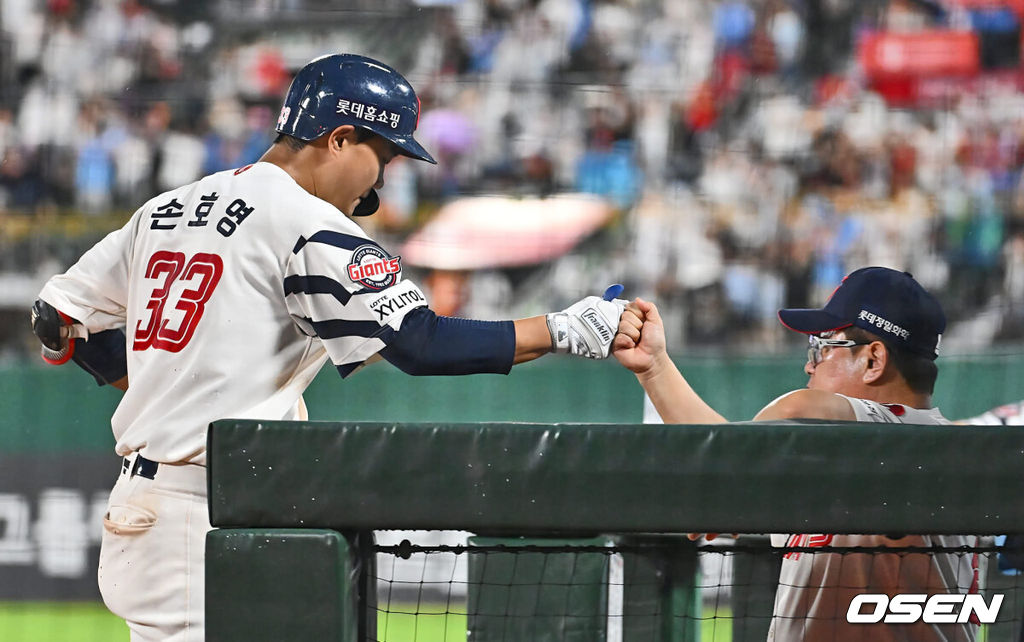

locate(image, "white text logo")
[[847, 593, 1003, 625]]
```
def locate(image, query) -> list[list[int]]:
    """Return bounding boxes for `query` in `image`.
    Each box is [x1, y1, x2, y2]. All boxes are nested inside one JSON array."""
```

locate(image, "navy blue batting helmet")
[[275, 53, 436, 165]]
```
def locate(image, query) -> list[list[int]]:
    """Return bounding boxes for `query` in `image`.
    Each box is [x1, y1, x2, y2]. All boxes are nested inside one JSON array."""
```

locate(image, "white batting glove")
[[546, 284, 627, 359]]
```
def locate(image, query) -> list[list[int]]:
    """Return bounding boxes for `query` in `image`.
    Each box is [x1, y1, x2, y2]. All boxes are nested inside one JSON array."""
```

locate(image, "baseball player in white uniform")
[[31, 53, 626, 641], [613, 267, 981, 641]]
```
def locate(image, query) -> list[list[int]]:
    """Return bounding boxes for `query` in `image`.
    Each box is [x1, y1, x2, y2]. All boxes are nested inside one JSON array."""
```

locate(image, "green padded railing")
[[207, 420, 1024, 535]]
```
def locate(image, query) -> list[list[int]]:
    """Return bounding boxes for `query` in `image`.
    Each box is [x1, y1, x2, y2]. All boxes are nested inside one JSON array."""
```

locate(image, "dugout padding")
[[207, 420, 1024, 534], [205, 528, 358, 642]]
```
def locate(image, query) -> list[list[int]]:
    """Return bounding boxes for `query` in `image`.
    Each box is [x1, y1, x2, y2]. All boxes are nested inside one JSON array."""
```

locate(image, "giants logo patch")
[[347, 245, 401, 290]]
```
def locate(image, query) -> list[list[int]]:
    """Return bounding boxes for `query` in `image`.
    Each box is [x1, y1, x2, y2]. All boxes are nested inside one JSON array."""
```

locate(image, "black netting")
[[369, 533, 1024, 642]]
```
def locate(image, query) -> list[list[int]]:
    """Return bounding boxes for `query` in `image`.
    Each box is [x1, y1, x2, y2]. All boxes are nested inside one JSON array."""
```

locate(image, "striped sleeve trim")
[[335, 327, 396, 378], [292, 230, 381, 255], [284, 275, 374, 306], [336, 362, 362, 378], [292, 316, 315, 337], [301, 316, 385, 340]]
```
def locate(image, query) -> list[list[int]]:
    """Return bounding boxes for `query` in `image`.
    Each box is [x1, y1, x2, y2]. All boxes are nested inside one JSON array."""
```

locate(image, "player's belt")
[[121, 454, 160, 480]]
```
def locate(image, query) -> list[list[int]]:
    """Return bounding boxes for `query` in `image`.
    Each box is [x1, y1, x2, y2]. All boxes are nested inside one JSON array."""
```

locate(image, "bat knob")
[[603, 284, 624, 301]]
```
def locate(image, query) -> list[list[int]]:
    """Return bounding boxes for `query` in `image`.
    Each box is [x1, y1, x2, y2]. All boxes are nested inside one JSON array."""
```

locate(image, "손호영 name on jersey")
[[149, 193, 255, 238]]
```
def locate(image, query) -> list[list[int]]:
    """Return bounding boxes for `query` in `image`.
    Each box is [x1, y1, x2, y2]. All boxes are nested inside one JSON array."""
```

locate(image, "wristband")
[[41, 341, 75, 365], [545, 312, 570, 353]]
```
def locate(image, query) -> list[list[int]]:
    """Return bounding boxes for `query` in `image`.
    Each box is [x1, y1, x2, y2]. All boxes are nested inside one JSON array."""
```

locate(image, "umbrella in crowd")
[[401, 194, 614, 270]]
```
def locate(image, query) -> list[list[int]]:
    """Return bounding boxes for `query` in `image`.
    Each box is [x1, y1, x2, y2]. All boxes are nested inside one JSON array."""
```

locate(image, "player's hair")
[[274, 128, 378, 152], [843, 326, 938, 395], [274, 133, 308, 152]]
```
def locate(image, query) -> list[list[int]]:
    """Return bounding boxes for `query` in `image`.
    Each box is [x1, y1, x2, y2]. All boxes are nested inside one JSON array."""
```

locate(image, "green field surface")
[[379, 607, 733, 641], [378, 604, 467, 642], [0, 602, 731, 641], [0, 602, 127, 642]]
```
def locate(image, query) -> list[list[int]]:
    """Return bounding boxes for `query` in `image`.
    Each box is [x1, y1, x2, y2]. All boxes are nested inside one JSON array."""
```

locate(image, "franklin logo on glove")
[[545, 284, 627, 359], [582, 308, 613, 344]]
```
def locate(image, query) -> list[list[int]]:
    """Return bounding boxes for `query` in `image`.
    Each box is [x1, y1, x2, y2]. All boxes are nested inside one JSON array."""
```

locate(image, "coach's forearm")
[[513, 316, 553, 364], [637, 353, 727, 424]]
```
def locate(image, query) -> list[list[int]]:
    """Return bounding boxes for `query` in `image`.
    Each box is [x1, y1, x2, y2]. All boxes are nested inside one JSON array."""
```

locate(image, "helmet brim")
[[394, 136, 437, 164]]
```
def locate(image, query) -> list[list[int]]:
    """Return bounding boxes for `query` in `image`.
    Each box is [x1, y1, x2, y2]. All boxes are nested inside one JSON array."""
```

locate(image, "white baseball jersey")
[[40, 162, 427, 465], [961, 400, 1024, 425], [768, 397, 979, 642]]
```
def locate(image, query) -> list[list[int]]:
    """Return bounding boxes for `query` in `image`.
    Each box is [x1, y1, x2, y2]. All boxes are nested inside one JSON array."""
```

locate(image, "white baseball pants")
[[98, 453, 211, 641]]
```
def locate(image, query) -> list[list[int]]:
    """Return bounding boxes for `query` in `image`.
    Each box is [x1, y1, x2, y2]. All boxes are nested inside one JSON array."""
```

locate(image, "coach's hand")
[[612, 298, 666, 374], [546, 285, 627, 359]]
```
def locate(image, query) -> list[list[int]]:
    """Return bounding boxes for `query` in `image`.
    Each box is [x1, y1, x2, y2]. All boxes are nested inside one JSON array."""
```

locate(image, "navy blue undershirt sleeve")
[[72, 328, 128, 386], [376, 306, 515, 376]]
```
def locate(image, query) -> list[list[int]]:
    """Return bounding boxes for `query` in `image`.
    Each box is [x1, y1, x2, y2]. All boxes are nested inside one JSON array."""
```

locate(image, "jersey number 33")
[[134, 250, 223, 352]]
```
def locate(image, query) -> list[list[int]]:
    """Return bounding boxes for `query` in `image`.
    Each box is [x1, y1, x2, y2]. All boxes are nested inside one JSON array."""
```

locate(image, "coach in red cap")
[[613, 266, 978, 642]]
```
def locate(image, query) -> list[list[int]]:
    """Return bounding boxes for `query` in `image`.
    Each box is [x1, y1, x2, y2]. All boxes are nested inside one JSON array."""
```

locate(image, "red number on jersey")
[[134, 251, 224, 352], [134, 251, 185, 350]]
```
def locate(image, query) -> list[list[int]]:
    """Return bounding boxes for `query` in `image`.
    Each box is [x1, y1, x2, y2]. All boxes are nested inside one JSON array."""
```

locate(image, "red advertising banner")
[[859, 30, 980, 79], [869, 68, 1024, 107]]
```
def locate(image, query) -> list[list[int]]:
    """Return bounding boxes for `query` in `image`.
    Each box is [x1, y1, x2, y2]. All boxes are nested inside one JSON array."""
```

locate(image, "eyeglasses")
[[807, 335, 871, 365]]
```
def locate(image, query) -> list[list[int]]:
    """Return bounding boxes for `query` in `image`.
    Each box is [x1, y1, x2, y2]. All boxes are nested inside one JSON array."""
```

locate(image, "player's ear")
[[861, 340, 887, 384], [325, 125, 357, 153]]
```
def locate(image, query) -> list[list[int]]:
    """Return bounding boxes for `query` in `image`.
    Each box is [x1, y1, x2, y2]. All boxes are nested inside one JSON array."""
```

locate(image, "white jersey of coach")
[[768, 397, 979, 642], [40, 162, 427, 465], [961, 400, 1024, 425]]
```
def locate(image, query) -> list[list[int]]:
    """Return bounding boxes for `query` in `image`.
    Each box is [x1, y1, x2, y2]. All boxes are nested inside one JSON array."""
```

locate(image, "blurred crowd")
[[5, 0, 1024, 358], [0, 0, 278, 215]]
